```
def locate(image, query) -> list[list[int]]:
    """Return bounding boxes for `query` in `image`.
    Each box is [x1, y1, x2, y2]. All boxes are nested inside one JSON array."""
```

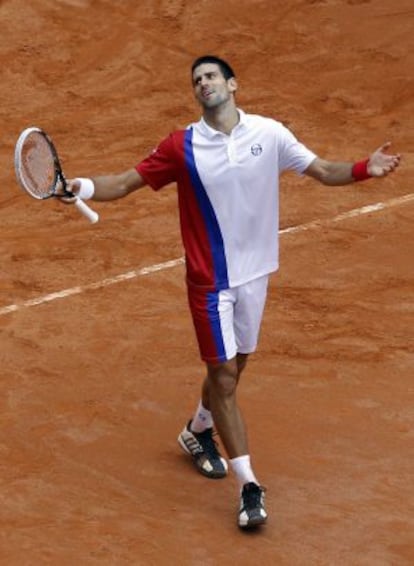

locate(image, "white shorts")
[[187, 274, 269, 364]]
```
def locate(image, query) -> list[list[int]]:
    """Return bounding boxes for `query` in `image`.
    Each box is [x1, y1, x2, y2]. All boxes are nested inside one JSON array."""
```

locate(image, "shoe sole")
[[239, 515, 268, 530]]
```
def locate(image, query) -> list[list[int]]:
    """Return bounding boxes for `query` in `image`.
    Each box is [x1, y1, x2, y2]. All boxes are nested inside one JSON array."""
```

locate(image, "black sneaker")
[[238, 482, 267, 529], [178, 420, 228, 479]]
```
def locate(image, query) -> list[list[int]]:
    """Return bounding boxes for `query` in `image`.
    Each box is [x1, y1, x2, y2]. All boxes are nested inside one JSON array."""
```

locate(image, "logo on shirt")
[[251, 143, 263, 156]]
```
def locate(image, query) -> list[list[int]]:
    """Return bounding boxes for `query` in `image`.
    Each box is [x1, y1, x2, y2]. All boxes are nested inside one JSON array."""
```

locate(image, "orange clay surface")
[[0, 1, 413, 564]]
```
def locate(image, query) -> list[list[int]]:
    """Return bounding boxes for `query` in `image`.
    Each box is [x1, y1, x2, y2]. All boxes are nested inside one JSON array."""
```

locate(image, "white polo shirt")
[[137, 109, 317, 290]]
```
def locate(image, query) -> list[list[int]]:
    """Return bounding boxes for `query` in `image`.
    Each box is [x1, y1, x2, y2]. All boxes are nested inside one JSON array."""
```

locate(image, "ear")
[[228, 77, 238, 93]]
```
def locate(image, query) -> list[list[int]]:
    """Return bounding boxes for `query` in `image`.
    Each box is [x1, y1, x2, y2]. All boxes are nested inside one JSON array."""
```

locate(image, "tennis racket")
[[14, 127, 99, 224]]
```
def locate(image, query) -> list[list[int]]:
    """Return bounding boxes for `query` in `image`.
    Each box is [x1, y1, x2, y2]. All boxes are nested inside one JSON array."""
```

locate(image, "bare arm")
[[304, 142, 401, 186], [304, 158, 354, 186], [66, 168, 147, 201]]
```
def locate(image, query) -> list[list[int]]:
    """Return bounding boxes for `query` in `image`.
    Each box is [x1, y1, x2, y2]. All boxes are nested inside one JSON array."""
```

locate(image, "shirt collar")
[[195, 108, 248, 139]]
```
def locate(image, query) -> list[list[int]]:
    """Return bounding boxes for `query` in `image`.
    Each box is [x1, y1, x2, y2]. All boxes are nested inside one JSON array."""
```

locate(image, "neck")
[[202, 100, 239, 135]]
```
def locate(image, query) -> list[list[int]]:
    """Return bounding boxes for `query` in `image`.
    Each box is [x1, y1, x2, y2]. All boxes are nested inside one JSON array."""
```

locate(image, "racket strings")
[[19, 132, 57, 198]]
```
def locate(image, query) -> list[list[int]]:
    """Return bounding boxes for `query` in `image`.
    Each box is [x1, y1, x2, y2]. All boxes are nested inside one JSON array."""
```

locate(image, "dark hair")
[[191, 55, 236, 80]]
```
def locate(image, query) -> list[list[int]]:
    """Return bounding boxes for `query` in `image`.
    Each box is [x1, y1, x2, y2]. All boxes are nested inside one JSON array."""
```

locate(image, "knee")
[[207, 362, 238, 398]]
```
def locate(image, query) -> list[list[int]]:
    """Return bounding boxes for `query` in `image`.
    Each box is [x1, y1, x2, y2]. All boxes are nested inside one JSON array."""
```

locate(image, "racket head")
[[14, 127, 65, 200]]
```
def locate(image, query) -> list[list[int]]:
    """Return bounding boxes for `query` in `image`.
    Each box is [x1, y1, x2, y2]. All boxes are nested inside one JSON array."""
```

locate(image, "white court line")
[[1, 192, 413, 317]]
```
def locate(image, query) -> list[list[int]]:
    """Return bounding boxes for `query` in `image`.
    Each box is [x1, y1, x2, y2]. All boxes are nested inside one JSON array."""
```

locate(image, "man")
[[62, 55, 400, 529]]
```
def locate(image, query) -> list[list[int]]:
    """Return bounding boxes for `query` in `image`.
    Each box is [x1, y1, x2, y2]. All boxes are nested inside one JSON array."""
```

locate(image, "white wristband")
[[76, 178, 95, 200]]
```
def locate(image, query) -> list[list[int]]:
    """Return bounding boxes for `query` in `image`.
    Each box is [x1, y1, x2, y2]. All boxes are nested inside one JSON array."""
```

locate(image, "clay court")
[[1, 0, 413, 564]]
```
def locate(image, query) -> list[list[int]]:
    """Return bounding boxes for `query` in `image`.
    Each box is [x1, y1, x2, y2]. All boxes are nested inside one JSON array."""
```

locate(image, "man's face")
[[192, 63, 236, 109]]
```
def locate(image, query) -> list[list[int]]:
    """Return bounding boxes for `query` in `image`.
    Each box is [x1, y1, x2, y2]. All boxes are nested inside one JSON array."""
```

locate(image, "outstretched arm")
[[304, 142, 401, 186], [63, 168, 147, 201]]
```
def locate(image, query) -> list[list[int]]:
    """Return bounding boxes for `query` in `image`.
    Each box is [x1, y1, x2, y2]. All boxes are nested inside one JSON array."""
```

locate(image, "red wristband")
[[352, 159, 371, 181]]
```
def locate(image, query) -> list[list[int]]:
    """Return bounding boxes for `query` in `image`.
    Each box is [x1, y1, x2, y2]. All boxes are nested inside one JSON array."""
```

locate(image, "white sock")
[[230, 455, 259, 488], [190, 400, 214, 433]]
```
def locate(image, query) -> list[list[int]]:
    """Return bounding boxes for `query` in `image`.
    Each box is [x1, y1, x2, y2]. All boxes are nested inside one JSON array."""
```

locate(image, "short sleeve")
[[136, 134, 178, 190], [277, 124, 317, 175]]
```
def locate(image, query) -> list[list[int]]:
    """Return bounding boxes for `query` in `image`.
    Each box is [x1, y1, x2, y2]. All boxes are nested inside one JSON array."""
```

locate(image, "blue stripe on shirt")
[[183, 128, 229, 290]]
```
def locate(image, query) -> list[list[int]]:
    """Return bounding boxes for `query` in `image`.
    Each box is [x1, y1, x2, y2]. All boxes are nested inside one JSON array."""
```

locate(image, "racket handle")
[[74, 197, 99, 223]]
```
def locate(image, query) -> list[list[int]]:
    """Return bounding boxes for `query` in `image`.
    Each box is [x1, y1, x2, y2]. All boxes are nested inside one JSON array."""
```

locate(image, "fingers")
[[380, 158, 400, 176], [386, 154, 401, 172], [365, 140, 401, 178], [55, 178, 77, 196], [66, 178, 81, 196], [376, 141, 401, 160], [378, 141, 392, 152], [391, 155, 401, 168], [55, 178, 81, 203], [372, 142, 402, 173]]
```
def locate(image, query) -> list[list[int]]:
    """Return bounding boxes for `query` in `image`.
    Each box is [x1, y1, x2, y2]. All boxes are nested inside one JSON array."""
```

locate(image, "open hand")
[[368, 142, 401, 177]]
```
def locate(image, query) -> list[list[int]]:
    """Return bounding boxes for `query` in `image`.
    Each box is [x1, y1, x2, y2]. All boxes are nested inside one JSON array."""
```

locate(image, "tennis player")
[[62, 55, 400, 529]]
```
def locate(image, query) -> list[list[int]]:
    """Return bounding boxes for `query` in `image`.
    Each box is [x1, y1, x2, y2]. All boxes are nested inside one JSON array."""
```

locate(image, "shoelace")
[[195, 428, 221, 459], [242, 484, 263, 509]]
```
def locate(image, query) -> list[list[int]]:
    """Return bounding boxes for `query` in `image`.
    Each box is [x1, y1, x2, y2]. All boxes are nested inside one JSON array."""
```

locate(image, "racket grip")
[[74, 197, 99, 223]]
